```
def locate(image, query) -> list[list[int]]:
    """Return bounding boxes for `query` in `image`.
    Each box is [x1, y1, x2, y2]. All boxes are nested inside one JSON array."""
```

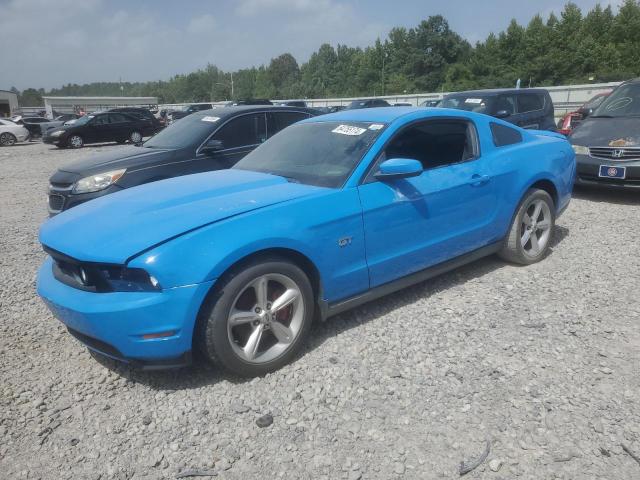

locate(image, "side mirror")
[[201, 139, 224, 154], [375, 158, 423, 180], [495, 110, 511, 119], [580, 108, 594, 118]]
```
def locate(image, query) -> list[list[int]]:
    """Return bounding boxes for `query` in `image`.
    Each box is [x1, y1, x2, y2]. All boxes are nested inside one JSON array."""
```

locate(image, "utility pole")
[[381, 54, 385, 96], [230, 72, 234, 99]]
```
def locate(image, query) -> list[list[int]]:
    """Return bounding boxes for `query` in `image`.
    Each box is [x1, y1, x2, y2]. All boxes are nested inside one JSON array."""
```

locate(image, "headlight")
[[72, 169, 126, 194], [97, 265, 161, 292], [50, 130, 64, 137], [572, 145, 589, 155]]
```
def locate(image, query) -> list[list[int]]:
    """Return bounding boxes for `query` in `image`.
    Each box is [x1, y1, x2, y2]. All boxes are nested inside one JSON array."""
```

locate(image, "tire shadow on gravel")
[[90, 350, 237, 390], [573, 186, 640, 206], [94, 226, 570, 389]]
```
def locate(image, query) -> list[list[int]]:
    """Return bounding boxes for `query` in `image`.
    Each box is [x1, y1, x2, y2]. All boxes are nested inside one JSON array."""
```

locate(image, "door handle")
[[469, 174, 491, 187]]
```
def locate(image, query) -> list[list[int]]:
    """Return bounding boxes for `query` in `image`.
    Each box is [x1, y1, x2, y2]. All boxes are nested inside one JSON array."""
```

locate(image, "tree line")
[[12, 1, 640, 107]]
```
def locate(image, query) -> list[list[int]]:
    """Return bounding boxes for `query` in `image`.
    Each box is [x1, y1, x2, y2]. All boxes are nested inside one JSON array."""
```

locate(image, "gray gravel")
[[1, 141, 640, 479]]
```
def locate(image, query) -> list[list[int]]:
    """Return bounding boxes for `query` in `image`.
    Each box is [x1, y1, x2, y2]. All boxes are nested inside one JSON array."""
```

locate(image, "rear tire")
[[129, 131, 143, 144], [499, 188, 555, 265], [196, 257, 314, 377], [0, 132, 17, 146]]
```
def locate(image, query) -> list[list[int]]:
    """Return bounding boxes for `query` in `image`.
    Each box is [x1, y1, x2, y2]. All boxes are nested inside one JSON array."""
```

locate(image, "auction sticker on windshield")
[[332, 125, 367, 136], [368, 124, 384, 131], [465, 98, 483, 104], [201, 116, 220, 123]]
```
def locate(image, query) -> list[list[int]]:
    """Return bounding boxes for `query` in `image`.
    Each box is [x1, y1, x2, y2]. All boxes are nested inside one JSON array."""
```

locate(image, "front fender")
[[128, 188, 370, 303]]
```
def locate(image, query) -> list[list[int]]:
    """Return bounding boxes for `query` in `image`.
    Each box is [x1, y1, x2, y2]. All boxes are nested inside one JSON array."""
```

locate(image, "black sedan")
[[47, 106, 318, 214], [43, 111, 157, 149]]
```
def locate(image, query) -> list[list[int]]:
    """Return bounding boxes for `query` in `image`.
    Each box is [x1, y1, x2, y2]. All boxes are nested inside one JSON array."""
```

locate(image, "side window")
[[92, 115, 109, 126], [379, 120, 478, 172], [108, 113, 128, 123], [494, 95, 516, 115], [268, 111, 309, 137], [517, 94, 544, 113], [212, 113, 267, 150], [490, 122, 523, 147]]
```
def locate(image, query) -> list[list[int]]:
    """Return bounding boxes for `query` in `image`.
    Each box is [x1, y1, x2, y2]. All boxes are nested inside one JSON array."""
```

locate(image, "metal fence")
[[274, 81, 621, 117]]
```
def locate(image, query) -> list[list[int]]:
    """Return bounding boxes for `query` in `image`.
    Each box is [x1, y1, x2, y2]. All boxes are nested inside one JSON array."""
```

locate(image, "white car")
[[0, 119, 30, 146]]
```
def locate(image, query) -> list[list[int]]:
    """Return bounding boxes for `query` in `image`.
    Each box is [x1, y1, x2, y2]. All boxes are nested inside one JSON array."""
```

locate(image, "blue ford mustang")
[[37, 108, 575, 376]]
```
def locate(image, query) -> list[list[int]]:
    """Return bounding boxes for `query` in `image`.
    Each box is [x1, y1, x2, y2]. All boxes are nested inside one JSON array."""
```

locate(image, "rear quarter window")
[[490, 122, 523, 147], [517, 94, 544, 113]]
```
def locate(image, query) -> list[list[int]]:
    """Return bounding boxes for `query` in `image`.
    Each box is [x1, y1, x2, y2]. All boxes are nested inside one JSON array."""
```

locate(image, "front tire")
[[197, 258, 314, 377], [67, 134, 84, 149], [499, 188, 555, 265], [0, 132, 17, 146]]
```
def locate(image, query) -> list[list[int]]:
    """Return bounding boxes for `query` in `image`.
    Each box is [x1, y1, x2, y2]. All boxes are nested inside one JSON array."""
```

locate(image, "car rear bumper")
[[575, 154, 640, 189], [37, 257, 214, 368]]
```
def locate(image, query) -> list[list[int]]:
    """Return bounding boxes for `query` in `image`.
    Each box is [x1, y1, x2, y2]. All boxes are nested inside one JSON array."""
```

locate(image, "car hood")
[[55, 146, 175, 178], [569, 116, 640, 147], [40, 169, 326, 264]]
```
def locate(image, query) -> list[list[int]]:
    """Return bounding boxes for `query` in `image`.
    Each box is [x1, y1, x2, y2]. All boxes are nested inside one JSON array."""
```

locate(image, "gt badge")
[[338, 237, 352, 248]]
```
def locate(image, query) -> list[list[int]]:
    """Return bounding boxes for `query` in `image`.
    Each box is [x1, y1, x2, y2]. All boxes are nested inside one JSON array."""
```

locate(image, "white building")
[[42, 96, 158, 117], [0, 89, 19, 117]]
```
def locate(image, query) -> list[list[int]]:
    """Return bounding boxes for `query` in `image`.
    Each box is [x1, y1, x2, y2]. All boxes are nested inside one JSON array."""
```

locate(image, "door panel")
[[358, 119, 499, 288], [359, 161, 497, 287]]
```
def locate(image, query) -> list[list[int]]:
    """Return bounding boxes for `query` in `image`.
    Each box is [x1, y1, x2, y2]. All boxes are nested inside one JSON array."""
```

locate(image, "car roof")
[[302, 106, 478, 124], [191, 105, 318, 119], [445, 88, 549, 97]]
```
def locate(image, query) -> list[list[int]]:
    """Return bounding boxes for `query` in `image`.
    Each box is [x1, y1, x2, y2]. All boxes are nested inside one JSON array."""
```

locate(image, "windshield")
[[72, 115, 94, 126], [441, 96, 494, 114], [593, 83, 640, 117], [583, 94, 607, 110], [233, 121, 385, 188], [144, 112, 220, 149]]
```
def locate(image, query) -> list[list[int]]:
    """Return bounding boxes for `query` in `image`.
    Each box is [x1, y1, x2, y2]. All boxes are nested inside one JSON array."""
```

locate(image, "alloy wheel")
[[227, 273, 305, 364], [130, 131, 142, 143], [520, 198, 552, 257], [0, 133, 16, 146], [69, 135, 83, 148]]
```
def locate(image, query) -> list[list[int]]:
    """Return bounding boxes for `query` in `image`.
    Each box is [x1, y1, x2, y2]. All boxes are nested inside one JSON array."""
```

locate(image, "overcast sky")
[[1, 0, 615, 90]]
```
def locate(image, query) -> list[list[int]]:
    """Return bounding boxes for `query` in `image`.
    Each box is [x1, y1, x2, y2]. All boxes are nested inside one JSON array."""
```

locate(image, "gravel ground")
[[1, 141, 640, 480]]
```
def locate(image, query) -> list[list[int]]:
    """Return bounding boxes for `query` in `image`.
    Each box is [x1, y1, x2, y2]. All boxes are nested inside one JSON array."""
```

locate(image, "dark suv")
[[47, 106, 318, 215], [109, 107, 163, 133], [441, 88, 556, 131]]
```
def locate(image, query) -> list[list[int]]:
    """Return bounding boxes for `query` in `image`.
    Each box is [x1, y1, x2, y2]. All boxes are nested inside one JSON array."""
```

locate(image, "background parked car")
[[347, 98, 391, 109], [43, 111, 156, 149], [420, 99, 442, 107], [223, 99, 273, 106], [169, 103, 214, 122], [39, 114, 82, 136], [47, 106, 319, 214], [12, 116, 51, 138], [570, 78, 640, 189], [0, 118, 30, 146], [275, 100, 307, 107], [441, 88, 556, 131], [557, 92, 610, 135]]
